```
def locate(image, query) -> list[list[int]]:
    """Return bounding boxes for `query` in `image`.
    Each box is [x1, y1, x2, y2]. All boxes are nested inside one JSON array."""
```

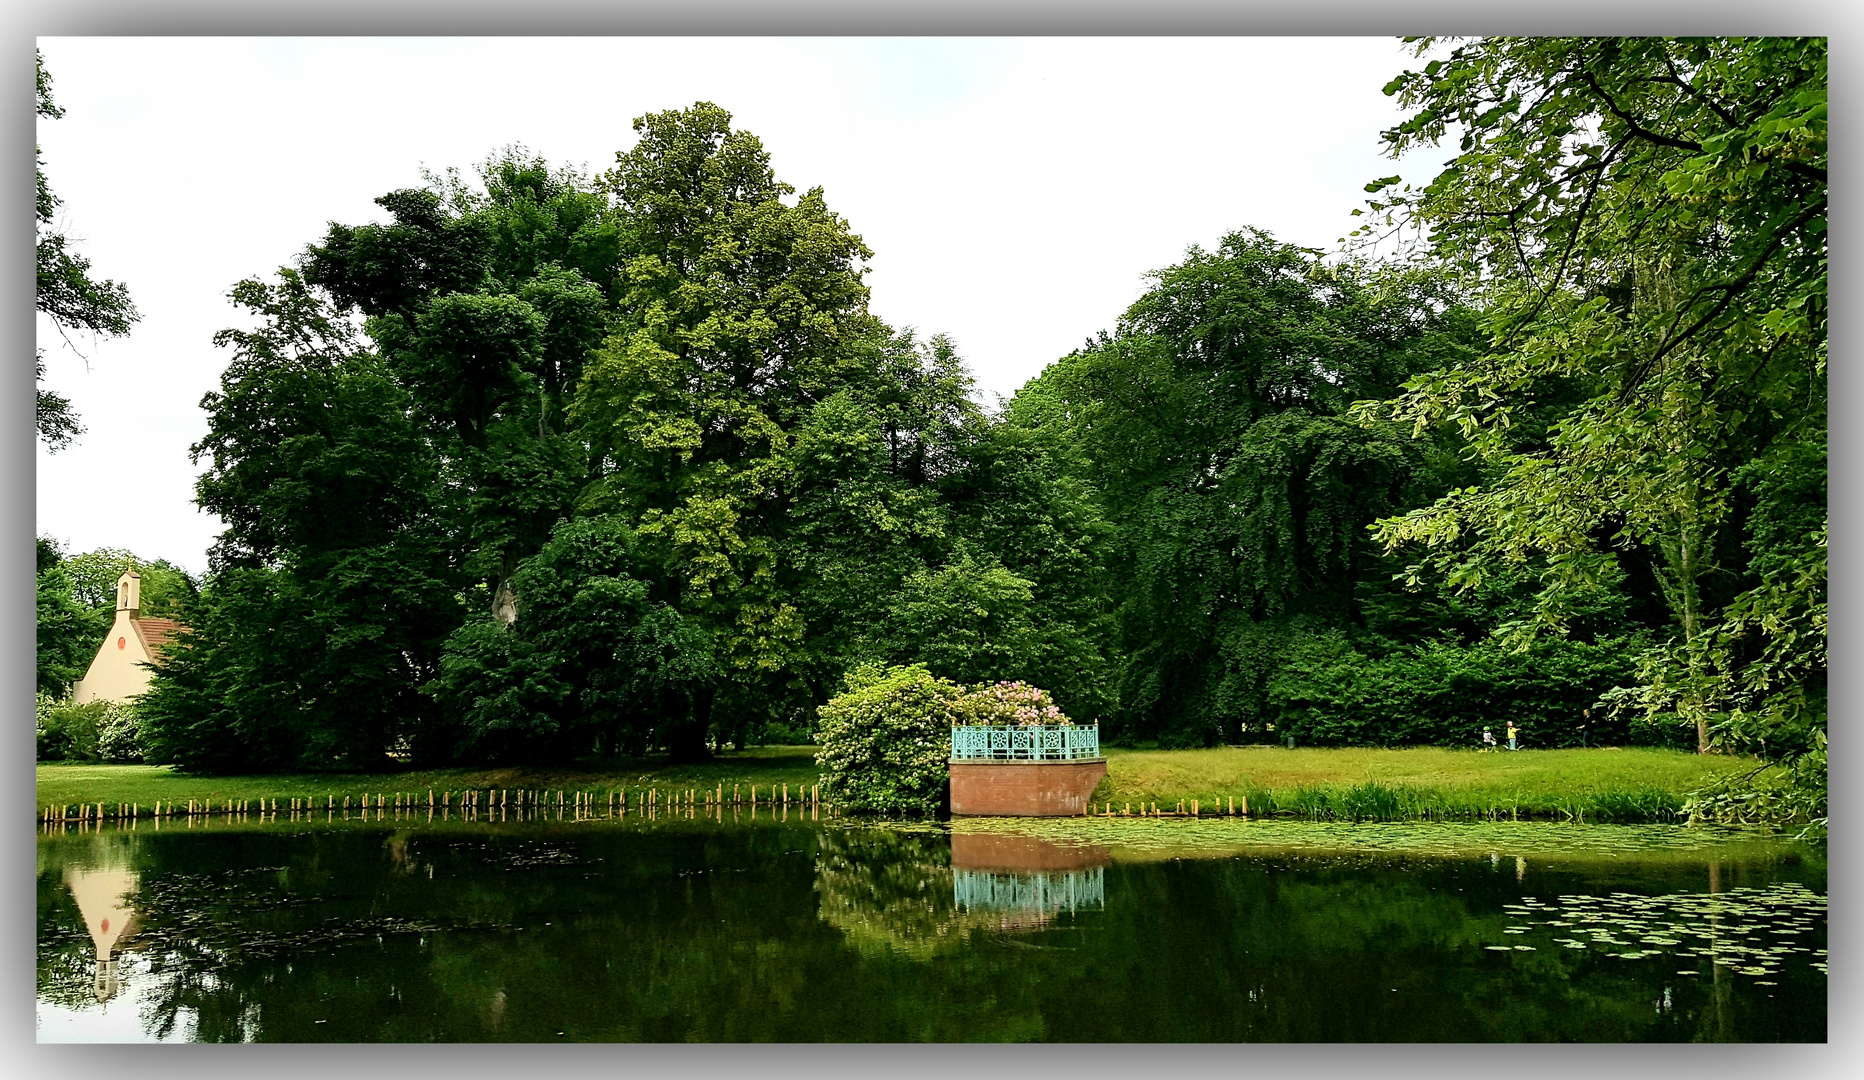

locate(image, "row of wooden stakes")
[[41, 784, 830, 823], [1085, 796, 1250, 818]]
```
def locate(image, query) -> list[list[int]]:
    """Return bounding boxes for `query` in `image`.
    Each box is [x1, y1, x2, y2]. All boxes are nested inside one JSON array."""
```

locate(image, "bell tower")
[[116, 570, 141, 618]]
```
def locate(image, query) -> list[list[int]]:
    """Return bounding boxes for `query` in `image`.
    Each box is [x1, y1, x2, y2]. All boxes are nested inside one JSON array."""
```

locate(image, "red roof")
[[132, 618, 187, 663]]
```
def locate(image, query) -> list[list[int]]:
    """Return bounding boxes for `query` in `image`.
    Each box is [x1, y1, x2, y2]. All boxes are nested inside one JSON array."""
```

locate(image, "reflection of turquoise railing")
[[953, 868, 1105, 913], [950, 725, 1101, 761]]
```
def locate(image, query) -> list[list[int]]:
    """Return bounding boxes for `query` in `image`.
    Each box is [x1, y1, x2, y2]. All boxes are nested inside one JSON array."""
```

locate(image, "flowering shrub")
[[951, 681, 1071, 727], [36, 695, 145, 763], [816, 665, 964, 814]]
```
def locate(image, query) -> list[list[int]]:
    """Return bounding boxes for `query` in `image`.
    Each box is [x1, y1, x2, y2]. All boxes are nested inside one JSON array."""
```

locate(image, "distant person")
[[1483, 727, 1496, 751], [1579, 709, 1590, 748], [1506, 721, 1518, 751]]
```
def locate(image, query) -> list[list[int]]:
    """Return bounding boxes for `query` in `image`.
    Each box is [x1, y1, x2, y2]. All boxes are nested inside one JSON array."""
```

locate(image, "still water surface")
[[37, 808, 1825, 1042]]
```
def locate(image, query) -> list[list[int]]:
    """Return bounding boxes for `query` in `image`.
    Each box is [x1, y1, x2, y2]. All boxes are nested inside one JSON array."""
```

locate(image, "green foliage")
[[150, 81, 1786, 779], [1007, 231, 1485, 746], [1353, 38, 1825, 809], [573, 103, 893, 757], [58, 546, 196, 616], [96, 702, 146, 763], [1266, 630, 1656, 749], [35, 50, 138, 451], [140, 274, 462, 773], [814, 665, 962, 814], [428, 517, 724, 763], [37, 696, 143, 764], [35, 557, 106, 697]]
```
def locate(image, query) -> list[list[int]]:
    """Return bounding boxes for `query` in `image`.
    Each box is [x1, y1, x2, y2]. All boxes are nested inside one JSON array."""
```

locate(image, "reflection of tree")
[[36, 823, 1824, 1041], [813, 828, 968, 960]]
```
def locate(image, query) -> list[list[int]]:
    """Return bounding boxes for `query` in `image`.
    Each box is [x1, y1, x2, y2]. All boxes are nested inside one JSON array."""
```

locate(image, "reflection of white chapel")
[[65, 865, 139, 1002], [72, 570, 184, 705]]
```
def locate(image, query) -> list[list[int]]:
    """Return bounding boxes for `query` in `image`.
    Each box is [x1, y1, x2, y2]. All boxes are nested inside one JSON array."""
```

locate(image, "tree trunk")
[[1653, 491, 1714, 754]]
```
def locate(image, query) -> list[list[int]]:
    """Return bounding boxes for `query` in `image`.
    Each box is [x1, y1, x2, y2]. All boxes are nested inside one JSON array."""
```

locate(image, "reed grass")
[[1092, 746, 1752, 823]]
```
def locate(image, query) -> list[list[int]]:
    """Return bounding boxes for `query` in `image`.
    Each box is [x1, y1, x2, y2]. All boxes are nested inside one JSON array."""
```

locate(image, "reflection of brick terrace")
[[950, 831, 1110, 872]]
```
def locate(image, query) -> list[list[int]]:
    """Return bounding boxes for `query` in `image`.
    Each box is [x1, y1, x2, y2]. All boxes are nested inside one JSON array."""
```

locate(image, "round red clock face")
[[117, 637, 126, 650]]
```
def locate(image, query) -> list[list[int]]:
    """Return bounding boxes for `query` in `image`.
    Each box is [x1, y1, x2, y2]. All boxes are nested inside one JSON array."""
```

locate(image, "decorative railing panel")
[[950, 725, 1100, 761], [953, 868, 1105, 914]]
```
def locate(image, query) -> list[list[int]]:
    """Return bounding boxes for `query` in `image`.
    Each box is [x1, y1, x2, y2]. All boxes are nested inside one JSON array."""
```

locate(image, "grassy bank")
[[35, 745, 823, 818], [1090, 746, 1760, 823], [38, 744, 1757, 824]]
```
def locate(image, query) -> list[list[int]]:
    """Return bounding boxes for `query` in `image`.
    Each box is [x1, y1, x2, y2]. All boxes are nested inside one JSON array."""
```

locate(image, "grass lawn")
[[1099, 745, 1749, 801], [1092, 745, 1760, 821], [36, 744, 823, 813], [38, 744, 1757, 822]]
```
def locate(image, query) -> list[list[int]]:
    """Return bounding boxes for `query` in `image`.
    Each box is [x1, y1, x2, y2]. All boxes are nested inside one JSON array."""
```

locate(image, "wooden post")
[[1192, 799, 1199, 817], [1241, 794, 1248, 817]]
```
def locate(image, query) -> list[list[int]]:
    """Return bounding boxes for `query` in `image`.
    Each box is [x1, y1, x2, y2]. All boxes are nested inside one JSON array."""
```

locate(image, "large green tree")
[[570, 103, 895, 758], [1007, 232, 1488, 745], [1352, 38, 1825, 806], [141, 273, 463, 771], [153, 109, 1075, 769]]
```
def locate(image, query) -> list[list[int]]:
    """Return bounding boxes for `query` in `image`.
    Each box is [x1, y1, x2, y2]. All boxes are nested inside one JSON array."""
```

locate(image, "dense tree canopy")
[[1352, 37, 1825, 815], [1003, 232, 1523, 746], [142, 105, 1114, 771], [121, 42, 1822, 828]]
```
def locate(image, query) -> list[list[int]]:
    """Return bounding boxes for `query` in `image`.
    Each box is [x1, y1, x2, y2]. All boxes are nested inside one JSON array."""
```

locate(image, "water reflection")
[[65, 861, 139, 1002], [950, 831, 1106, 927], [37, 815, 1827, 1042], [813, 830, 1111, 956]]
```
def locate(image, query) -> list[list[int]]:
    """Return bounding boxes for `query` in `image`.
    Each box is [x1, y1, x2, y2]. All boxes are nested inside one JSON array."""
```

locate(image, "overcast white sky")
[[35, 36, 1441, 576]]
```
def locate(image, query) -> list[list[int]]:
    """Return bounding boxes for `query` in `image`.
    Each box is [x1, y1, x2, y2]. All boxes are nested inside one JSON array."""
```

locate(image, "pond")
[[37, 807, 1825, 1042]]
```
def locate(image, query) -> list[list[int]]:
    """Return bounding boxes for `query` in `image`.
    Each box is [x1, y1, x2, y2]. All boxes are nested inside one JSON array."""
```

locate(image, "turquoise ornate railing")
[[953, 867, 1105, 913], [950, 724, 1101, 761]]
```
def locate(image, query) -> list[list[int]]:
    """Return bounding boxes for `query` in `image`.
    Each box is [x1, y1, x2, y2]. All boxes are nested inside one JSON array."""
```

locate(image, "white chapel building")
[[72, 570, 185, 705]]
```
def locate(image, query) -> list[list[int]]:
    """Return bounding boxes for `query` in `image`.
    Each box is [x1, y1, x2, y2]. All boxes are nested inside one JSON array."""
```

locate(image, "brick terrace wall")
[[948, 759, 1107, 817]]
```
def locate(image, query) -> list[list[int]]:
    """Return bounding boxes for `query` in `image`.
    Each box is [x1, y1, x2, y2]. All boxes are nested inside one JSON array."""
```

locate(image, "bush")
[[97, 703, 146, 763], [36, 695, 146, 764], [951, 681, 1072, 727], [816, 665, 964, 814], [1267, 631, 1648, 748]]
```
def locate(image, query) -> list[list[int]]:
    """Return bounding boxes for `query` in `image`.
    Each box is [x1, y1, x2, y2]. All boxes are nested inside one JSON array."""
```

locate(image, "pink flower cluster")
[[955, 681, 1072, 727]]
